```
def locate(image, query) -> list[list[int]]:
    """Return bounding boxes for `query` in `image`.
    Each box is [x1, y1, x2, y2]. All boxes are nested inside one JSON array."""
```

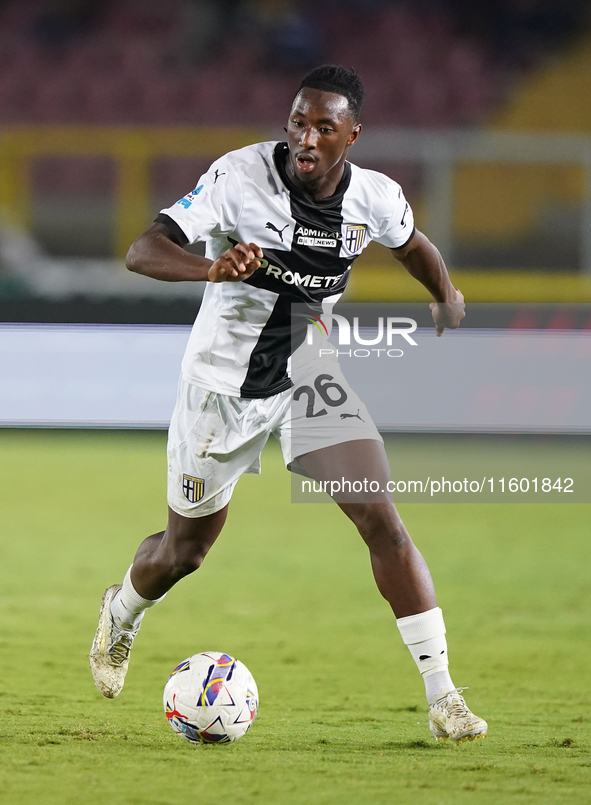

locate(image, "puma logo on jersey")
[[340, 409, 364, 421], [213, 170, 225, 183], [265, 221, 289, 242]]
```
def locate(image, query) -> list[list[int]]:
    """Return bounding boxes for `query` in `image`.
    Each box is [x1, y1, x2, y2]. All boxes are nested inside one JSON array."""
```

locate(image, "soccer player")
[[90, 65, 487, 744]]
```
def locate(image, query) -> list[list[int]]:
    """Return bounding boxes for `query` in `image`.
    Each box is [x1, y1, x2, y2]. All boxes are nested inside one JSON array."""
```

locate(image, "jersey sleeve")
[[371, 178, 415, 250], [157, 155, 242, 245]]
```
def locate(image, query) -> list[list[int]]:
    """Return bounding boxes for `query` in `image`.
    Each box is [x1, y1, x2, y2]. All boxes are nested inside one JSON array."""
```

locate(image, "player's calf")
[[130, 507, 228, 600]]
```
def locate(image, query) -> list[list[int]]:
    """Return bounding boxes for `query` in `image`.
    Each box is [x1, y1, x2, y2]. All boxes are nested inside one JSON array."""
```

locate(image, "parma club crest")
[[345, 224, 368, 253], [182, 474, 205, 503]]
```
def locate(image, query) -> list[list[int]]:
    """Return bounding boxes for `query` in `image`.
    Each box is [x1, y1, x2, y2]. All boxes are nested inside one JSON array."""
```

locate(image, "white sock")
[[110, 566, 166, 628], [396, 607, 455, 705]]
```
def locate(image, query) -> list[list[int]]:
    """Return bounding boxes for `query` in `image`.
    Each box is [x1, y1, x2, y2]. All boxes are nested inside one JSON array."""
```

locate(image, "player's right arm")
[[126, 223, 263, 283], [127, 155, 262, 283]]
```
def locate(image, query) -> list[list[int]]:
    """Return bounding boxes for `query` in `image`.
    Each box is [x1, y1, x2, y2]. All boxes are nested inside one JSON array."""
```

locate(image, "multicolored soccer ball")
[[163, 652, 258, 744]]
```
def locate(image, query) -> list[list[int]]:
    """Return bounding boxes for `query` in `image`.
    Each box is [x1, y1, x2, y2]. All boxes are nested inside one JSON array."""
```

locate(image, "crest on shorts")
[[182, 474, 205, 503], [345, 225, 368, 253]]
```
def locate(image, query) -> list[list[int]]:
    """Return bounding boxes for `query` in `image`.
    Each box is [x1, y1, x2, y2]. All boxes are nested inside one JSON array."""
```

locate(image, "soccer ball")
[[163, 651, 258, 744]]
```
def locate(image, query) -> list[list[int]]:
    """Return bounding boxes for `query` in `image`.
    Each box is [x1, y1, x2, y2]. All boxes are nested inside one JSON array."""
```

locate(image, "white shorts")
[[167, 365, 382, 517]]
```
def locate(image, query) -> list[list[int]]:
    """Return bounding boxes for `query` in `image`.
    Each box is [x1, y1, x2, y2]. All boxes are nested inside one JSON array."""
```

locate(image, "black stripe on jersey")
[[239, 294, 295, 399], [239, 144, 352, 397], [154, 213, 189, 248], [242, 143, 353, 305], [226, 237, 326, 399]]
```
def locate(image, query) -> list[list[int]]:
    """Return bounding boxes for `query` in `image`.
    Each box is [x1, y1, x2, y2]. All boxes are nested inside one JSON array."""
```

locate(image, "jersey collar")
[[273, 142, 351, 208]]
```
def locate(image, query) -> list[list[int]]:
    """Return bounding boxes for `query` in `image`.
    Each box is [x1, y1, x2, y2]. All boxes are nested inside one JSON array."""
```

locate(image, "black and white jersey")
[[157, 141, 414, 399]]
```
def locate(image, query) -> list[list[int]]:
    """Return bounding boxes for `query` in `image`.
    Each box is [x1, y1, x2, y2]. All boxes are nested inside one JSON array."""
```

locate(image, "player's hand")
[[208, 242, 263, 283], [429, 288, 465, 336]]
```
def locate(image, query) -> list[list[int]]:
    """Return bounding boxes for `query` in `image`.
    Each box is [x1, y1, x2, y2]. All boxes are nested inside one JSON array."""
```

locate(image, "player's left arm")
[[391, 230, 465, 337]]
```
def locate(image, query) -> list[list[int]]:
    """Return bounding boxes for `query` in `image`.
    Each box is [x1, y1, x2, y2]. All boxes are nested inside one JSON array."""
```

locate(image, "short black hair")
[[297, 65, 365, 122]]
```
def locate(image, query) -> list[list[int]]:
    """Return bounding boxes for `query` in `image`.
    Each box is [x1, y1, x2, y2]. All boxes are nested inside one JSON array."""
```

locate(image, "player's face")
[[286, 88, 361, 196]]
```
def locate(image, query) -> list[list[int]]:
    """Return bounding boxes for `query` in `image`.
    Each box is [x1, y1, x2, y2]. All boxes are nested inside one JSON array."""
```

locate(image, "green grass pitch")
[[0, 429, 590, 805]]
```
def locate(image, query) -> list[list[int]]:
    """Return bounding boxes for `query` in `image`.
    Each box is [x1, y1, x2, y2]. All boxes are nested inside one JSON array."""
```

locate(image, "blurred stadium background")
[[1, 0, 591, 325]]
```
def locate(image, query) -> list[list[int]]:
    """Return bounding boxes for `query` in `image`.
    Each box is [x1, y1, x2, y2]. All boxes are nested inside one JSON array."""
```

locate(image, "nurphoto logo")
[[304, 313, 418, 358]]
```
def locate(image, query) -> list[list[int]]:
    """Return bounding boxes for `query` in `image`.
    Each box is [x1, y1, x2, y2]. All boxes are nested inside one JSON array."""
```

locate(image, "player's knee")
[[158, 530, 213, 580], [158, 542, 208, 581], [371, 524, 409, 552], [170, 550, 205, 579], [354, 505, 410, 551], [162, 516, 218, 576], [385, 524, 410, 551]]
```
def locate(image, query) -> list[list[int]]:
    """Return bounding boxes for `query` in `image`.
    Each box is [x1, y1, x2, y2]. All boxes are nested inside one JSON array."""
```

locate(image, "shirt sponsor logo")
[[265, 263, 346, 288], [295, 225, 340, 248]]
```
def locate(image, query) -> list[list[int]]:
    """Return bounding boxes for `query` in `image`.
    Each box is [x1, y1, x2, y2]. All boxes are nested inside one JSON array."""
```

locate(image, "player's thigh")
[[298, 442, 409, 547], [298, 438, 392, 504], [276, 362, 388, 501], [297, 438, 390, 482]]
